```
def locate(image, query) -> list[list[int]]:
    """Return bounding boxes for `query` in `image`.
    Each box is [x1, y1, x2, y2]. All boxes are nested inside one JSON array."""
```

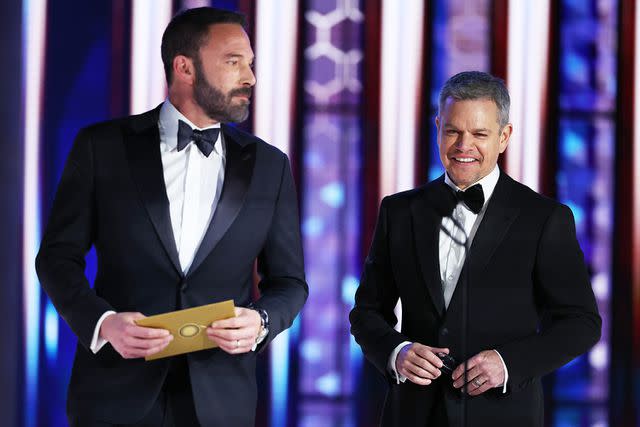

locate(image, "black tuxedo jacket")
[[36, 106, 308, 426], [350, 172, 601, 427]]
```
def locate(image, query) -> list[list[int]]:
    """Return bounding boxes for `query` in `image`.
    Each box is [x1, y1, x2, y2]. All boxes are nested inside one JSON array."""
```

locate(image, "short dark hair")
[[161, 7, 246, 84], [438, 71, 511, 127]]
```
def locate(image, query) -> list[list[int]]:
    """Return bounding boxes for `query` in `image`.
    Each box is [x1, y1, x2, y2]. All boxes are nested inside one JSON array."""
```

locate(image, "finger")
[[125, 324, 171, 339], [453, 365, 484, 389], [119, 339, 171, 359], [412, 346, 449, 369], [141, 339, 174, 357], [403, 361, 439, 380], [206, 327, 255, 341], [400, 367, 432, 386], [210, 317, 245, 329], [467, 380, 492, 396], [412, 345, 448, 361], [452, 355, 481, 381], [216, 339, 253, 354], [123, 335, 173, 350], [207, 336, 238, 349], [406, 353, 441, 378]]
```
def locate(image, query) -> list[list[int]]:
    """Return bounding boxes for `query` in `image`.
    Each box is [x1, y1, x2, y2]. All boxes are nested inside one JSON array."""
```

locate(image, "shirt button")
[[448, 275, 454, 281], [180, 280, 188, 292], [440, 327, 449, 336]]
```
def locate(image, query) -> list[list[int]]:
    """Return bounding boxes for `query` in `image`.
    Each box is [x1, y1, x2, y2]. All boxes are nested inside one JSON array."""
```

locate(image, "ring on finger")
[[236, 339, 240, 348], [473, 378, 484, 387]]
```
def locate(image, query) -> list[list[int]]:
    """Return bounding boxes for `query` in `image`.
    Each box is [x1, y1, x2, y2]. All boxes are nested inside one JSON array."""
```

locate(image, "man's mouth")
[[231, 89, 252, 100], [452, 157, 477, 163]]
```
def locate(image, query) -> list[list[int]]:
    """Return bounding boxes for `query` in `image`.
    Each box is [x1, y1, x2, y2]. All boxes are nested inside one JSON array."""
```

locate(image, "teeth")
[[454, 157, 475, 163]]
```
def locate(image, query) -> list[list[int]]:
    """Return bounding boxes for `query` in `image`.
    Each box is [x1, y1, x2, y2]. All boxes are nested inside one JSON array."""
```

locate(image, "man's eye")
[[227, 60, 238, 65]]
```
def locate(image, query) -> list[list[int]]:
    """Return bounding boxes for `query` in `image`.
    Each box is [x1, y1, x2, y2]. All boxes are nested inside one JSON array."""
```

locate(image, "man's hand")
[[100, 312, 173, 359], [396, 343, 450, 386], [206, 307, 261, 354], [452, 350, 505, 396]]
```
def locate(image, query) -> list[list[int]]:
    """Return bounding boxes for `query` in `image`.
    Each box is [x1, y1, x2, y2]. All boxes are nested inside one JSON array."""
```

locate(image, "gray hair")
[[438, 71, 511, 127]]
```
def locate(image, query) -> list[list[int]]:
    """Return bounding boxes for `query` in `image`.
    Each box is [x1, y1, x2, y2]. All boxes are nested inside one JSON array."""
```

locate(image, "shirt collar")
[[158, 100, 222, 152], [444, 166, 500, 209]]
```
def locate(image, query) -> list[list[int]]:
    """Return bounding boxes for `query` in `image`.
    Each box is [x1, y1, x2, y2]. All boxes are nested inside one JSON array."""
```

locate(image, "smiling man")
[[350, 71, 601, 426], [36, 7, 307, 427]]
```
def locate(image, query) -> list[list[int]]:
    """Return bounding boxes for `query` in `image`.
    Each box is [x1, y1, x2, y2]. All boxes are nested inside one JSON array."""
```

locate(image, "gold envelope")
[[135, 300, 236, 361]]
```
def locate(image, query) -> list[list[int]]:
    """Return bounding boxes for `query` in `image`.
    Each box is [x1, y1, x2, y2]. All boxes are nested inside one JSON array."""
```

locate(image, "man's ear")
[[172, 55, 195, 85], [499, 123, 513, 153]]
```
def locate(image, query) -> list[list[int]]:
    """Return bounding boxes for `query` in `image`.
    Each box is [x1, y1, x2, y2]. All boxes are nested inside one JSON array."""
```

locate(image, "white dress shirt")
[[388, 167, 509, 392], [90, 100, 225, 353]]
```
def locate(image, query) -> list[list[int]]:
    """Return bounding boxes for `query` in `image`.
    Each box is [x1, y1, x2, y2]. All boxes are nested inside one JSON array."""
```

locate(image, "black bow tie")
[[455, 184, 484, 214], [177, 120, 219, 157]]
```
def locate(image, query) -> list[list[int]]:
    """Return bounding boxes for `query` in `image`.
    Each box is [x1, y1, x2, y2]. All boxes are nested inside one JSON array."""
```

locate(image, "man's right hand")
[[99, 312, 173, 359], [396, 343, 450, 386]]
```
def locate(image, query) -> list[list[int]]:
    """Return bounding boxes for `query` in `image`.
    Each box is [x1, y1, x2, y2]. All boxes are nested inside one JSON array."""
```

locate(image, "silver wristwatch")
[[248, 304, 269, 347]]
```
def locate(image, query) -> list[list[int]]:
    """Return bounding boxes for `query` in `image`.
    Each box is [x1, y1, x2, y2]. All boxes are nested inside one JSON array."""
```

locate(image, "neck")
[[168, 91, 219, 128]]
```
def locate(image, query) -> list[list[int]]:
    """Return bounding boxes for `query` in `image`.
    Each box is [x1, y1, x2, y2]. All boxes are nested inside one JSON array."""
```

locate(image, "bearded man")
[[36, 7, 307, 427]]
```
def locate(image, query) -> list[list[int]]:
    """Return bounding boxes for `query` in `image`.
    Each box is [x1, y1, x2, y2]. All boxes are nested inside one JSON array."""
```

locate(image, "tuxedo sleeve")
[[495, 204, 601, 391], [349, 198, 409, 378], [36, 128, 114, 349], [253, 155, 308, 350]]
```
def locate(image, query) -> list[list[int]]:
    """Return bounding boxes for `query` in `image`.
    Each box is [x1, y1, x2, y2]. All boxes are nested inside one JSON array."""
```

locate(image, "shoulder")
[[381, 177, 444, 206], [499, 173, 574, 223], [75, 108, 158, 143]]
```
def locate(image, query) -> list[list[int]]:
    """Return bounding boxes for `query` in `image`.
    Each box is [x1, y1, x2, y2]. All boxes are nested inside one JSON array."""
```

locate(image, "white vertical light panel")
[[22, 0, 47, 425], [130, 0, 172, 114], [379, 0, 424, 198], [254, 1, 298, 426], [505, 0, 550, 191], [634, 0, 640, 341], [380, 0, 424, 332], [254, 0, 298, 156]]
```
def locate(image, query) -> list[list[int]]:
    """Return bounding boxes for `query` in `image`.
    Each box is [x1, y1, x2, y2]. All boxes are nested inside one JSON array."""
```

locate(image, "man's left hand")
[[452, 350, 505, 396], [207, 307, 261, 354]]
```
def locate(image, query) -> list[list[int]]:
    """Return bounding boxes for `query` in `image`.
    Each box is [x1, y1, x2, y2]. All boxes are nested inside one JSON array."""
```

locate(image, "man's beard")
[[193, 58, 252, 123]]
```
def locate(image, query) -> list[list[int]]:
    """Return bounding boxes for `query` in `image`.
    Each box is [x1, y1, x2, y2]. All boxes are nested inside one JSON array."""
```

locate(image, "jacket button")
[[180, 280, 188, 292], [440, 327, 449, 336]]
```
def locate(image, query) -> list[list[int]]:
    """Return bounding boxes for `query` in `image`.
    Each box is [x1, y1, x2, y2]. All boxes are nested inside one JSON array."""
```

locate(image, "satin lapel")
[[410, 178, 451, 317], [188, 127, 256, 276], [467, 173, 519, 274], [445, 173, 520, 317], [123, 108, 183, 276]]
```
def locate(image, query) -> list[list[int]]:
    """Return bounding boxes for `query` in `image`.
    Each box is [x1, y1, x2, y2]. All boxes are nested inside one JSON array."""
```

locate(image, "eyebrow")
[[224, 53, 255, 62], [443, 124, 491, 133]]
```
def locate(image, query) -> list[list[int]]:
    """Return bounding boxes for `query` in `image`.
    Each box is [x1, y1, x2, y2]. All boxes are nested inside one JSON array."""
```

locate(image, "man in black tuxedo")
[[349, 71, 601, 426], [36, 7, 307, 426]]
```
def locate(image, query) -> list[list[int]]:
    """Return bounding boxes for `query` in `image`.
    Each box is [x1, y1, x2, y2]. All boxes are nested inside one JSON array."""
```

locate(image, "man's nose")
[[454, 132, 473, 150], [242, 64, 256, 87]]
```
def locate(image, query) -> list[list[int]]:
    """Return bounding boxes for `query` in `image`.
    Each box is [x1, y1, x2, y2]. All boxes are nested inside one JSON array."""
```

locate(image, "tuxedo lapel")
[[468, 173, 519, 273], [410, 178, 454, 317], [445, 173, 520, 316], [123, 107, 183, 276], [188, 125, 256, 276]]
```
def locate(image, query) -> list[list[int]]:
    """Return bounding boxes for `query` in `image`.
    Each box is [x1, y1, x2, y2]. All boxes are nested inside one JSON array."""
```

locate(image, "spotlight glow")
[[22, 0, 47, 426]]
